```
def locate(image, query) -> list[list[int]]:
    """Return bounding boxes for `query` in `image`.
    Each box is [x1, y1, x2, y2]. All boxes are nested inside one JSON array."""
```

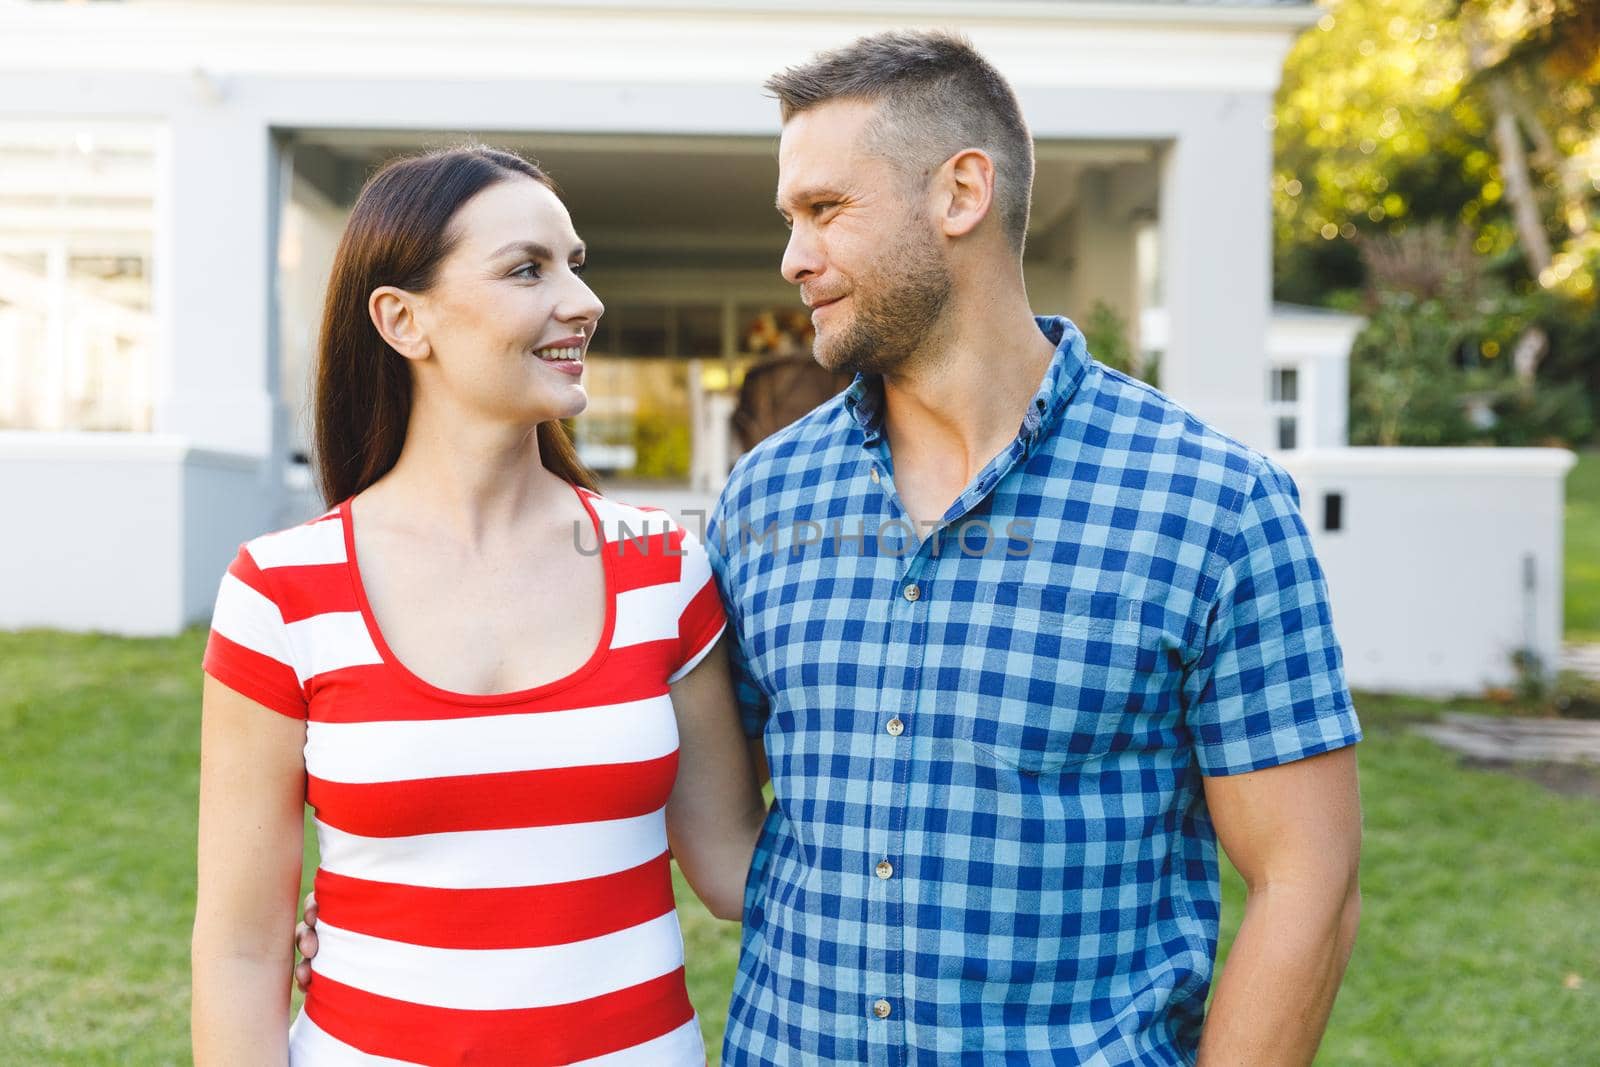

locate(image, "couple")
[[192, 30, 1364, 1067]]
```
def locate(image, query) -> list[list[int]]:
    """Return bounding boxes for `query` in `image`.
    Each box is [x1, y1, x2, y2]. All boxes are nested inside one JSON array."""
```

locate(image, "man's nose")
[[781, 227, 821, 286]]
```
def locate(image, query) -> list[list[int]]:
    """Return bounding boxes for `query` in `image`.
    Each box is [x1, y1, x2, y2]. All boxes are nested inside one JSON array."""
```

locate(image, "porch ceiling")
[[288, 129, 1158, 270]]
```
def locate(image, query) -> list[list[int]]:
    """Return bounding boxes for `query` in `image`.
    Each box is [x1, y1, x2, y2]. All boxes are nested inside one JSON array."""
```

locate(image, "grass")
[[2, 632, 1597, 1063], [1567, 450, 1600, 643]]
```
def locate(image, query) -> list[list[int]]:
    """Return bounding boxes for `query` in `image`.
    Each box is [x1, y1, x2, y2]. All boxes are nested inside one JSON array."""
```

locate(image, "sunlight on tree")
[[1275, 0, 1598, 309]]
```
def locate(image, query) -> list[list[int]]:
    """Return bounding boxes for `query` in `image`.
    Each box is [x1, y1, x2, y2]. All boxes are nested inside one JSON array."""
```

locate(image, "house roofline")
[[255, 0, 1324, 31]]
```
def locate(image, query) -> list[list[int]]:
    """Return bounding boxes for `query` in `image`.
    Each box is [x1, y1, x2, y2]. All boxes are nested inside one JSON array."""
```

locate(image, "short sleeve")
[[202, 545, 309, 719], [1183, 458, 1361, 776], [706, 492, 771, 739], [666, 526, 728, 685]]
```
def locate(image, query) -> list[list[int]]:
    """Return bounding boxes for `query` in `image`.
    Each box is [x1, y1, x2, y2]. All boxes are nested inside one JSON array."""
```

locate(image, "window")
[[1323, 492, 1344, 532], [573, 303, 730, 481], [1267, 364, 1302, 450], [1276, 415, 1298, 451], [0, 122, 158, 432]]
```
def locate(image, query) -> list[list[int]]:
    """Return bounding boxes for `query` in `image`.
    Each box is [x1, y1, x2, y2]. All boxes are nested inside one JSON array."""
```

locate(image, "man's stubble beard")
[[814, 221, 953, 378]]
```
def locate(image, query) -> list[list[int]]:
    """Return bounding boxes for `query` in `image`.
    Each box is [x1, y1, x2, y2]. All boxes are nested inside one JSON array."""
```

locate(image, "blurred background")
[[0, 0, 1595, 1062]]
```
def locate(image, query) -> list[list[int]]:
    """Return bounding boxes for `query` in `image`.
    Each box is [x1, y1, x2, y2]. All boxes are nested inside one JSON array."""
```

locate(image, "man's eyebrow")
[[774, 188, 840, 214], [487, 240, 587, 260]]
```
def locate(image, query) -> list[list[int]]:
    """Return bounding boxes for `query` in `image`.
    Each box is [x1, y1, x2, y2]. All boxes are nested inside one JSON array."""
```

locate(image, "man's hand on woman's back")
[[293, 891, 317, 992]]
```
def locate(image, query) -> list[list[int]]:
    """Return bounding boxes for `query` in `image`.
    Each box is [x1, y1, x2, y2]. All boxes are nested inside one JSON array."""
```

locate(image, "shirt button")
[[875, 860, 894, 880], [902, 583, 920, 602], [870, 466, 881, 484], [886, 717, 904, 737], [872, 998, 892, 1019]]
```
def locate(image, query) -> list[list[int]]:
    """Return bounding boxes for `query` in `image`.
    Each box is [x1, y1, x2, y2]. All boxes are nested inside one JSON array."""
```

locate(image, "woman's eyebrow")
[[488, 240, 553, 261], [487, 240, 587, 260]]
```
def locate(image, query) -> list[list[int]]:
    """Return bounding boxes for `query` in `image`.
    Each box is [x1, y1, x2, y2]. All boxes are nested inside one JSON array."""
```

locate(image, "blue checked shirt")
[[705, 316, 1361, 1065]]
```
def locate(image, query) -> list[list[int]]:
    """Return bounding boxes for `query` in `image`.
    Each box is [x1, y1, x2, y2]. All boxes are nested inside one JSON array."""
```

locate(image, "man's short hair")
[[764, 29, 1035, 255]]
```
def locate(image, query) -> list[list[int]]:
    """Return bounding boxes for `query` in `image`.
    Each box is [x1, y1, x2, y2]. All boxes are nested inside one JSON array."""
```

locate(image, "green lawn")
[[1567, 450, 1600, 642], [2, 631, 1597, 1063]]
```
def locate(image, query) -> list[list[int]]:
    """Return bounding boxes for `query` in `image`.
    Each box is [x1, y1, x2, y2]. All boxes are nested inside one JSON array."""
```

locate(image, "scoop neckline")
[[339, 482, 616, 706]]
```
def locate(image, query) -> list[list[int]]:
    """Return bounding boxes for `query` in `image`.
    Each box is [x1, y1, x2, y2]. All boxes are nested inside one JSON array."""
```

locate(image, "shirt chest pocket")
[[952, 590, 1153, 777]]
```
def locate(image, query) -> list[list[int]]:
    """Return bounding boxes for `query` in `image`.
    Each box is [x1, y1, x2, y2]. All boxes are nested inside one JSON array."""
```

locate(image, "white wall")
[[1276, 448, 1575, 695], [0, 433, 266, 635], [182, 449, 277, 625]]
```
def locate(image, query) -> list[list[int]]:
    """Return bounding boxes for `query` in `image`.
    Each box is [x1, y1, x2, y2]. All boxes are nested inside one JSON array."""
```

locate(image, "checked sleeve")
[[705, 492, 772, 739], [1182, 457, 1362, 775]]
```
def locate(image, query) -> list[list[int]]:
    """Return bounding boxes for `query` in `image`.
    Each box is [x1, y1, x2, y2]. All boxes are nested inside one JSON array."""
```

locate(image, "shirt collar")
[[843, 315, 1089, 453]]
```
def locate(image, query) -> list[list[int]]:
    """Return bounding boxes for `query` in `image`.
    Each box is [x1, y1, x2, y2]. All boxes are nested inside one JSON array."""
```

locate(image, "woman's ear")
[[369, 286, 431, 361], [938, 148, 996, 240]]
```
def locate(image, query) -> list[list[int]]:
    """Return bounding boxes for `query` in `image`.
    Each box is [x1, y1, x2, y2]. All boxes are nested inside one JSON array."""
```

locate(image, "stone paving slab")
[[1413, 712, 1600, 765], [1563, 643, 1600, 683]]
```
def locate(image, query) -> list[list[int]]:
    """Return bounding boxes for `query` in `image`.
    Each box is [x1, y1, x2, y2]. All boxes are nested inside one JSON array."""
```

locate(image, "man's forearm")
[[1197, 881, 1361, 1066]]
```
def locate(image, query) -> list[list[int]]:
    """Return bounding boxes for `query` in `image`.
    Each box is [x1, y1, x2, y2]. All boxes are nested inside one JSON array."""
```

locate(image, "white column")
[[1158, 95, 1273, 450], [152, 106, 278, 458], [40, 239, 69, 430], [1316, 353, 1349, 447]]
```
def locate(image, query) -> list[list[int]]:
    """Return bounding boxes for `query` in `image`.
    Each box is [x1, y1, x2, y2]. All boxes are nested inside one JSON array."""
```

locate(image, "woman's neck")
[[361, 397, 566, 549]]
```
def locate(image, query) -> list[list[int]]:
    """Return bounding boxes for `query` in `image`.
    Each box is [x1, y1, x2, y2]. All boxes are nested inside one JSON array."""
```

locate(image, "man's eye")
[[813, 202, 838, 216]]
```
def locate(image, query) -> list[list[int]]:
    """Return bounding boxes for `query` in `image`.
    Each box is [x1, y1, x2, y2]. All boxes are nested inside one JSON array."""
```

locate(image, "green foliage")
[[1277, 0, 1599, 438], [1483, 377, 1595, 446], [1082, 301, 1134, 375], [1348, 291, 1479, 445], [1081, 300, 1158, 387], [1346, 223, 1594, 447], [1276, 0, 1599, 300], [1275, 0, 1482, 275], [1566, 451, 1600, 641], [1349, 293, 1595, 447], [631, 408, 692, 481]]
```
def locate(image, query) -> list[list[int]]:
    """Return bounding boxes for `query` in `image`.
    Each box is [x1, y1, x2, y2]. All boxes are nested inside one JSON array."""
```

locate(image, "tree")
[[1275, 0, 1598, 309], [1275, 0, 1598, 445], [1455, 0, 1600, 379]]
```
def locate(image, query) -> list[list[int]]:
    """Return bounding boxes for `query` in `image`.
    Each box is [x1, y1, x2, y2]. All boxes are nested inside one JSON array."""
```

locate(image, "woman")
[[191, 146, 766, 1065]]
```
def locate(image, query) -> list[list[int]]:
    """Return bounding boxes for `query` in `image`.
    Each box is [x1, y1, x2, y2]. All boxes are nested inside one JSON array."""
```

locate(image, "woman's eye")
[[511, 263, 541, 280], [571, 262, 587, 276]]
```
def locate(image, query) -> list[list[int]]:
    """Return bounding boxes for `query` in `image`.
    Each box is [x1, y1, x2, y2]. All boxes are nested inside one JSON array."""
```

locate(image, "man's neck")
[[879, 299, 1056, 487]]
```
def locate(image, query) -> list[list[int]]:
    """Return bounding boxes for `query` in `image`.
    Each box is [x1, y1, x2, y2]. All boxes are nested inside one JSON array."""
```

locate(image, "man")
[[706, 31, 1361, 1065], [303, 30, 1362, 1064]]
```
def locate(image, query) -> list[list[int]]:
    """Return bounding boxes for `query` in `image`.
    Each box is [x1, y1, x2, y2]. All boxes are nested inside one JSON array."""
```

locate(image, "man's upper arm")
[[1183, 456, 1362, 777], [1202, 746, 1361, 887]]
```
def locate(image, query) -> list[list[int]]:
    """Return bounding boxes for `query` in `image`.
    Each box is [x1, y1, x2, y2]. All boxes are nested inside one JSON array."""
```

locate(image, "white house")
[[0, 0, 1575, 694]]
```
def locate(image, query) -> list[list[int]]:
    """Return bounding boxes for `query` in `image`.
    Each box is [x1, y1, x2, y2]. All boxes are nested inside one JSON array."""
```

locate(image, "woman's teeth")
[[532, 346, 582, 361]]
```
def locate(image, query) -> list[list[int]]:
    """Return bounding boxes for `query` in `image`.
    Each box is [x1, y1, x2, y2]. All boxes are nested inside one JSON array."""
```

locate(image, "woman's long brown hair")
[[313, 145, 597, 505]]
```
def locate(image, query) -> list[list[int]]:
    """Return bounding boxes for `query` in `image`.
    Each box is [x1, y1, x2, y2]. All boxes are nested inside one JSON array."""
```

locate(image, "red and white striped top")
[[202, 486, 726, 1066]]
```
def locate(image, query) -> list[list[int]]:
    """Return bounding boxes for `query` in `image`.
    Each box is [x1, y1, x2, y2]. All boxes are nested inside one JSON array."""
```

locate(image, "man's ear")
[[937, 148, 996, 240], [369, 286, 431, 361]]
